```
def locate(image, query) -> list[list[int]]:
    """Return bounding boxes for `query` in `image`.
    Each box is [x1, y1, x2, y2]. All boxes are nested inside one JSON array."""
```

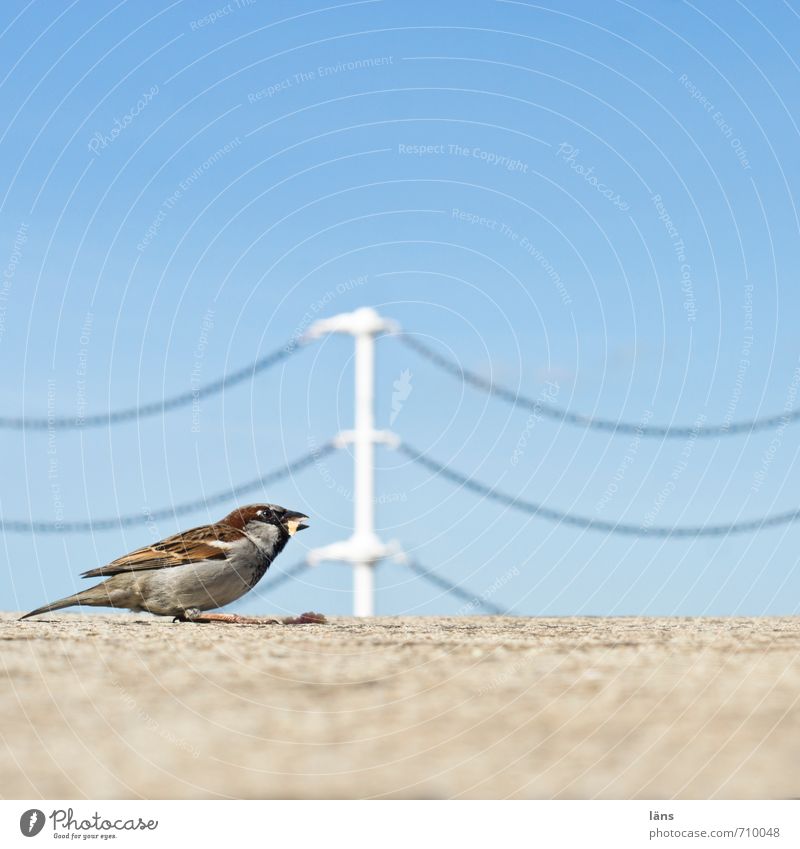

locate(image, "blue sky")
[[2, 0, 800, 617]]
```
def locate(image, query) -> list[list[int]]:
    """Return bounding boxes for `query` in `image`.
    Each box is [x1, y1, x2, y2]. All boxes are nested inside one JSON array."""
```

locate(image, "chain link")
[[400, 334, 799, 439], [405, 560, 510, 614], [0, 441, 334, 533], [0, 342, 302, 430], [399, 443, 800, 538]]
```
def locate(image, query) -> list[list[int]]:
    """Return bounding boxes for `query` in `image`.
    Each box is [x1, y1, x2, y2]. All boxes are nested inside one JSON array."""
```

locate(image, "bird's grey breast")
[[238, 522, 285, 585]]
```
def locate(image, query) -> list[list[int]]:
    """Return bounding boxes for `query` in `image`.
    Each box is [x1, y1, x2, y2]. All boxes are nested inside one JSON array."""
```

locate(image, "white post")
[[306, 308, 400, 616]]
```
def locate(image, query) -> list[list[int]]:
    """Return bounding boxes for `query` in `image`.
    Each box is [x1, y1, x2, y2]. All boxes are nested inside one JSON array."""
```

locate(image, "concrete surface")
[[1, 613, 798, 799]]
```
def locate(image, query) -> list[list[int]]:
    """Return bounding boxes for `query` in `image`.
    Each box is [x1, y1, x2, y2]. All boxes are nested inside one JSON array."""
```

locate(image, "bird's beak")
[[283, 512, 310, 535]]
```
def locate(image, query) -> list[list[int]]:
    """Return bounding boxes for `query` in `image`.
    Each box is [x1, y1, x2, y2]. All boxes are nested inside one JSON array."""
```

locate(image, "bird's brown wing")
[[80, 522, 246, 578]]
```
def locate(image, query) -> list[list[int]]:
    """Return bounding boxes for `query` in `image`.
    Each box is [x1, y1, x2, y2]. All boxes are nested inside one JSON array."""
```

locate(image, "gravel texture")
[[1, 613, 798, 799]]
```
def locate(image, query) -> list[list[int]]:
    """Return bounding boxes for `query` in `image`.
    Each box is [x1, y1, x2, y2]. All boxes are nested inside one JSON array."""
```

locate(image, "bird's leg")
[[170, 609, 326, 625], [172, 608, 206, 622], [197, 612, 281, 624], [175, 609, 280, 624]]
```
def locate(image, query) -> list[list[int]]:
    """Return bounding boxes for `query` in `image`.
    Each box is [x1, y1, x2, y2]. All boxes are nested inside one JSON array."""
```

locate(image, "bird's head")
[[224, 504, 309, 537]]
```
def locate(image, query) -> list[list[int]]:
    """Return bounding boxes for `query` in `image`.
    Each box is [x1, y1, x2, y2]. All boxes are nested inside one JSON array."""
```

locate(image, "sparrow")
[[20, 504, 309, 623]]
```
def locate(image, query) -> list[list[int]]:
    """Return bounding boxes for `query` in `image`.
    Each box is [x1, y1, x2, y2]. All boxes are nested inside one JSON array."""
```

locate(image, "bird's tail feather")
[[20, 587, 110, 621]]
